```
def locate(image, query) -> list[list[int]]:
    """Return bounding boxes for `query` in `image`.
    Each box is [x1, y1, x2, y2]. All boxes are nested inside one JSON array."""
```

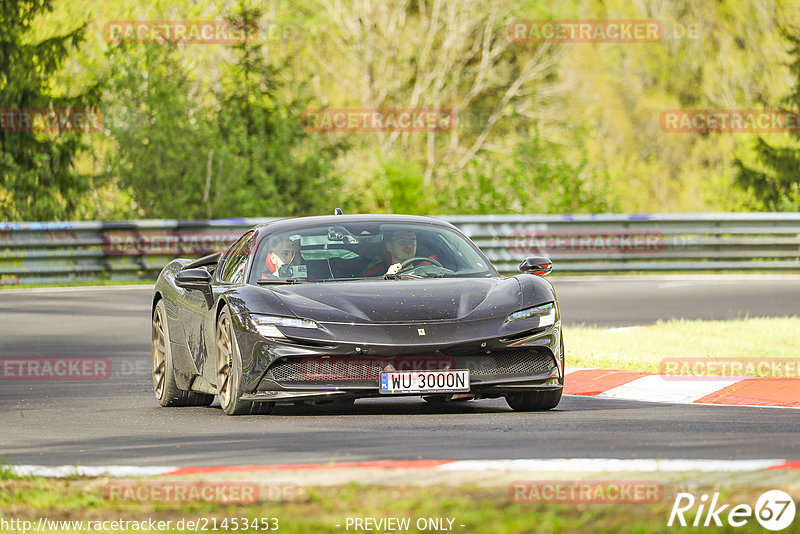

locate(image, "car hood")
[[261, 278, 524, 324]]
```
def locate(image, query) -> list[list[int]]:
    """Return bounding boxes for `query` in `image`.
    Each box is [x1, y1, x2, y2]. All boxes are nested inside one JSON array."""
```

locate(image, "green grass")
[[0, 465, 21, 481], [0, 479, 785, 533], [565, 317, 800, 373], [0, 280, 153, 290]]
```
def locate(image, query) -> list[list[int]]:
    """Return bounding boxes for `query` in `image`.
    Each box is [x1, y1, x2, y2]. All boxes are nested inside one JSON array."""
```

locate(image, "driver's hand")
[[386, 262, 403, 276]]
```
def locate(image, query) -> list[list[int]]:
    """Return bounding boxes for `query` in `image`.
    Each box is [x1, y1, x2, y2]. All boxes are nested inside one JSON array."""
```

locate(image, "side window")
[[220, 232, 255, 284]]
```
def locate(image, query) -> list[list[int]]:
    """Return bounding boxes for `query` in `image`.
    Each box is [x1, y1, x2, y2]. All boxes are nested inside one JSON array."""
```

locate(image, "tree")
[[734, 30, 800, 210], [212, 2, 347, 217], [0, 0, 99, 221], [101, 2, 346, 219], [311, 0, 562, 189], [102, 42, 211, 219], [438, 128, 615, 214]]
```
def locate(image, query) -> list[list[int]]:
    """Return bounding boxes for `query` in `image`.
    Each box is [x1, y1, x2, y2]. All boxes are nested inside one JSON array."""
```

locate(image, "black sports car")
[[151, 213, 563, 415]]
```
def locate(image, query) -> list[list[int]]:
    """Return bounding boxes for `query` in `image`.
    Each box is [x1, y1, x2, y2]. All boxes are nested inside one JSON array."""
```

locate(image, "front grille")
[[268, 360, 304, 382], [453, 350, 554, 376], [264, 348, 554, 383]]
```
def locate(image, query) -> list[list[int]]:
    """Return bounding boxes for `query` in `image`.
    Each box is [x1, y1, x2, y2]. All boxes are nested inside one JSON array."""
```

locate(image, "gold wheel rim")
[[152, 305, 167, 398], [217, 312, 233, 407]]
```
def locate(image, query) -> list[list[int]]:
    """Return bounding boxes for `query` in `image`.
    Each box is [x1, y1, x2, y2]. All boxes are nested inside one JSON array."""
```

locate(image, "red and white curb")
[[9, 459, 800, 478], [564, 368, 800, 408]]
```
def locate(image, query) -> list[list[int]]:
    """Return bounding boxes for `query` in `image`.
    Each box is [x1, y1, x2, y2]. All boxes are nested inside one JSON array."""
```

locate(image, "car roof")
[[252, 214, 459, 235]]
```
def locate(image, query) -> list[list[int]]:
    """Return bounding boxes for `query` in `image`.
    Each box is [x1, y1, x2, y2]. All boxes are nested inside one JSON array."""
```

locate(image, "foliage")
[[100, 3, 346, 219], [101, 43, 212, 218], [439, 129, 615, 214], [369, 157, 436, 215], [734, 29, 800, 211], [0, 0, 100, 221], [210, 3, 346, 218], [4, 0, 800, 221]]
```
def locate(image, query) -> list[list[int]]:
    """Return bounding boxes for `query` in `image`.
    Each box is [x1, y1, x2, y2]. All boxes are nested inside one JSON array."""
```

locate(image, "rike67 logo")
[[668, 490, 796, 531]]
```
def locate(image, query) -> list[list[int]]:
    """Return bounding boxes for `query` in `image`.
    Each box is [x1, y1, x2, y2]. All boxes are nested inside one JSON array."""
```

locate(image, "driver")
[[364, 230, 435, 277], [261, 234, 302, 279]]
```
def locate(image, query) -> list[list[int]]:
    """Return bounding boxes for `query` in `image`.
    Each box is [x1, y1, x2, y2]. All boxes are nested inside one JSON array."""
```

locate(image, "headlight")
[[250, 314, 319, 338], [504, 302, 555, 328]]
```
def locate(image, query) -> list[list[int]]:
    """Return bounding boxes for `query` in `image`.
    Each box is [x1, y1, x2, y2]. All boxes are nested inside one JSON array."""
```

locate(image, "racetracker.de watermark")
[[508, 20, 663, 43], [102, 230, 242, 255], [660, 110, 800, 133], [0, 109, 102, 132], [660, 358, 800, 380], [301, 109, 454, 132], [1, 517, 280, 532], [0, 357, 111, 380], [103, 20, 258, 45], [301, 356, 455, 380], [510, 480, 663, 504], [104, 481, 259, 505], [508, 230, 663, 255]]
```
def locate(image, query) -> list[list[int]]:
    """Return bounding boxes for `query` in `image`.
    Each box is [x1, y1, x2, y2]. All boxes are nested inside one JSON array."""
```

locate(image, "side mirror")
[[176, 268, 212, 291], [519, 257, 552, 276]]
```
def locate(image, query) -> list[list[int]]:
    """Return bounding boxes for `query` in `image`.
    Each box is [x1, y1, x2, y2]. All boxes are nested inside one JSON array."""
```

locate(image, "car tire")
[[216, 305, 274, 416], [505, 389, 562, 411], [152, 299, 214, 407]]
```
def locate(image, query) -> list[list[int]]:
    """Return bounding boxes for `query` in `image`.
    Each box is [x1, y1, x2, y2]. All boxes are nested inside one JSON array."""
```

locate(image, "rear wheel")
[[152, 299, 213, 407], [505, 389, 562, 411], [216, 305, 273, 416]]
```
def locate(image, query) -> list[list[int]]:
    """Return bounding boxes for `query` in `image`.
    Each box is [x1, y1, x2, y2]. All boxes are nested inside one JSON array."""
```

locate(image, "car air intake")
[[264, 348, 555, 383]]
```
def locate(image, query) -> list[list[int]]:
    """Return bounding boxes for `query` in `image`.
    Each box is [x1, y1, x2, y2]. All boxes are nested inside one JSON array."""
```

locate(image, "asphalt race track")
[[1, 276, 799, 467]]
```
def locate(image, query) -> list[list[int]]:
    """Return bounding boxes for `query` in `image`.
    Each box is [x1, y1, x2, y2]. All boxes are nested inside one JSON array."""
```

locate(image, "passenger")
[[261, 235, 302, 278]]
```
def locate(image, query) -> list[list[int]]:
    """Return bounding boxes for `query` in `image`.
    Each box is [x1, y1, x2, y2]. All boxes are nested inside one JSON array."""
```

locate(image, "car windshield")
[[249, 222, 498, 282]]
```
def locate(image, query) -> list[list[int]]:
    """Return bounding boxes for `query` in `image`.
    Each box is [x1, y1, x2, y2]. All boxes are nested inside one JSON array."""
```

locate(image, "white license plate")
[[379, 370, 470, 394]]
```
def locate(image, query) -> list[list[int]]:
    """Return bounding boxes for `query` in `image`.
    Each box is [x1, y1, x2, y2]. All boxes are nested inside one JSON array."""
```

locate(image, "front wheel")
[[505, 389, 562, 411], [216, 305, 273, 416]]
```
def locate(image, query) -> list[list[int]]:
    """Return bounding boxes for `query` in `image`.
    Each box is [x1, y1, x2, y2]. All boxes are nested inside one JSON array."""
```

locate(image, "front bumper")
[[238, 322, 564, 402]]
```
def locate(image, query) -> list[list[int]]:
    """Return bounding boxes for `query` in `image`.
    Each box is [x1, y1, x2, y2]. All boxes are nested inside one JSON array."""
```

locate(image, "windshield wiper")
[[384, 272, 425, 280], [256, 278, 304, 285]]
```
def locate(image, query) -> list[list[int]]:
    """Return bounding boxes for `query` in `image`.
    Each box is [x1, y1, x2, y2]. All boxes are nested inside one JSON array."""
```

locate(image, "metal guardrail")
[[1, 214, 799, 284]]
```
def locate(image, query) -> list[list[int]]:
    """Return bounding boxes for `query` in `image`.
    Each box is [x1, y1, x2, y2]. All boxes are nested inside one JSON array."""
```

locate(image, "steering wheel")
[[400, 256, 443, 270]]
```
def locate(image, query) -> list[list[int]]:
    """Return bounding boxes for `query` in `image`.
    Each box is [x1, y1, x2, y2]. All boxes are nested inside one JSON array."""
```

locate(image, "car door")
[[198, 231, 257, 383]]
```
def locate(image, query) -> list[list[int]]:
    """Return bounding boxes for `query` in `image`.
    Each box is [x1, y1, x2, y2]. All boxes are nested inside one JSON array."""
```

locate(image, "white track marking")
[[10, 465, 176, 477], [596, 375, 746, 404], [436, 459, 786, 473], [11, 459, 790, 478]]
